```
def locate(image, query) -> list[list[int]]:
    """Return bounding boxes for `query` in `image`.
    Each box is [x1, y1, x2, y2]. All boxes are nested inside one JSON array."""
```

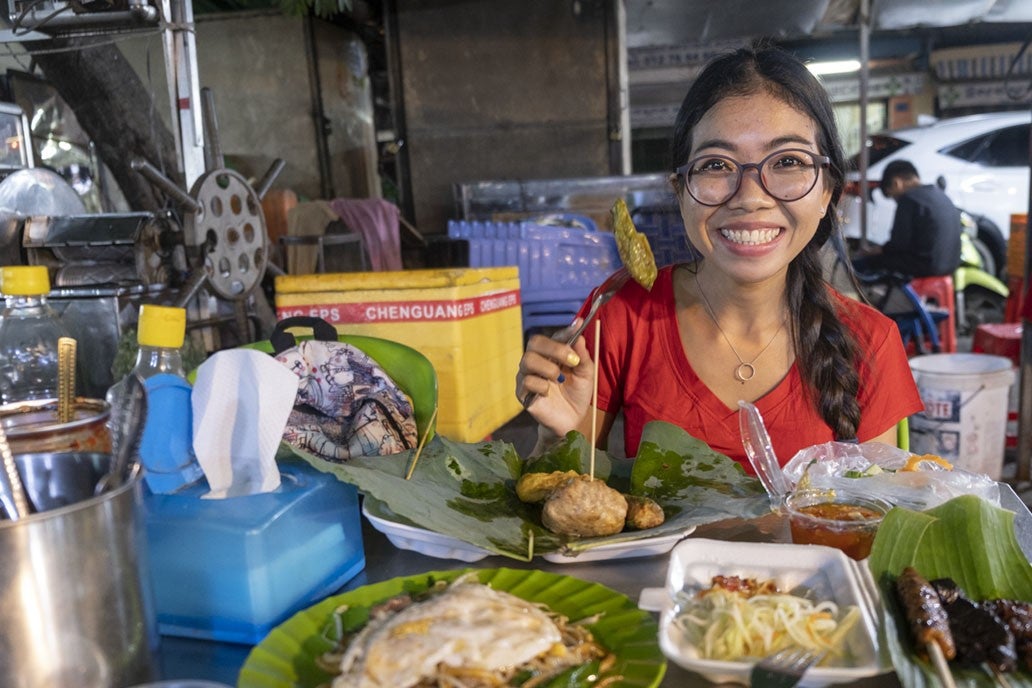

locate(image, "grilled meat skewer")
[[896, 566, 957, 661]]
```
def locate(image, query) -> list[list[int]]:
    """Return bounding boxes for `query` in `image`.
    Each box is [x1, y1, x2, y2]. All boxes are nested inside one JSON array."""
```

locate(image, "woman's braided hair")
[[670, 42, 862, 440]]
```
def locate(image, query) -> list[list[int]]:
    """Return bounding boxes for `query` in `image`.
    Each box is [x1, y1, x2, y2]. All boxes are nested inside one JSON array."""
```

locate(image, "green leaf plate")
[[237, 567, 667, 688]]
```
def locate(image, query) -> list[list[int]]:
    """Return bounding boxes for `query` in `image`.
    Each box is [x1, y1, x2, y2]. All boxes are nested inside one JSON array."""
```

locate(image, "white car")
[[841, 111, 1030, 277]]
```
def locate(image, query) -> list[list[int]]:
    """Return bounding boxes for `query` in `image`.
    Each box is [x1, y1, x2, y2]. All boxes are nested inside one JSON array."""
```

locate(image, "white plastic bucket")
[[909, 353, 1015, 480]]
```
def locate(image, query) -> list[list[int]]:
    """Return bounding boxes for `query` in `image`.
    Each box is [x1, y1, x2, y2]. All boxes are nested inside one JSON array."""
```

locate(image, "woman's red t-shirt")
[[580, 265, 924, 471]]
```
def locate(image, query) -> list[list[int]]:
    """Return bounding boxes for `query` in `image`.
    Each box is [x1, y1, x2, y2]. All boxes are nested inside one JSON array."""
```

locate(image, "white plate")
[[361, 498, 695, 564], [540, 529, 693, 563], [658, 538, 891, 686], [362, 498, 491, 562]]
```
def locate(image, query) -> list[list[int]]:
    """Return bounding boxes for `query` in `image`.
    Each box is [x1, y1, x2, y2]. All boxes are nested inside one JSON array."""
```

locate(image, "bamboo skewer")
[[589, 318, 600, 480], [987, 663, 1014, 688], [57, 337, 77, 423], [927, 642, 957, 688], [405, 405, 439, 480]]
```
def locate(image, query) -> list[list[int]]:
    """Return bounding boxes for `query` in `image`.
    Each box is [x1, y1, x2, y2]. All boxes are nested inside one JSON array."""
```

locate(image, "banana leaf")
[[868, 495, 1032, 688], [280, 419, 770, 560]]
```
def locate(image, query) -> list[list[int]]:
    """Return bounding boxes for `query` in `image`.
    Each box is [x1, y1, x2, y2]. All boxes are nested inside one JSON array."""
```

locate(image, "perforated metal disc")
[[185, 168, 268, 300]]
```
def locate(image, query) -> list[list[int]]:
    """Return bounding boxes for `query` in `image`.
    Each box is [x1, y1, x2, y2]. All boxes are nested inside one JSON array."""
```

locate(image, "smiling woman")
[[515, 41, 923, 472]]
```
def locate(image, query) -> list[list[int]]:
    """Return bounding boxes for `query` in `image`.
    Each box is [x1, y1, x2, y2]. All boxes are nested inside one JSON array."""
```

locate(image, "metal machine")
[[0, 85, 281, 397]]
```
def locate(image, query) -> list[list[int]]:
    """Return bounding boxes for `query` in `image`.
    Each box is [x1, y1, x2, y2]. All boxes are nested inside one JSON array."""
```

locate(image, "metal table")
[[160, 484, 1032, 687]]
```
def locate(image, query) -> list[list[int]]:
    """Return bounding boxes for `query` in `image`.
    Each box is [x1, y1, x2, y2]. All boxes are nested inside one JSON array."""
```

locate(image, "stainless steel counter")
[[160, 484, 1032, 687]]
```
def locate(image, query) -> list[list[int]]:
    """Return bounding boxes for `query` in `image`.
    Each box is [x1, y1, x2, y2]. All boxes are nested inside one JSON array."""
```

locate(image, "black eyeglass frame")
[[674, 148, 832, 207]]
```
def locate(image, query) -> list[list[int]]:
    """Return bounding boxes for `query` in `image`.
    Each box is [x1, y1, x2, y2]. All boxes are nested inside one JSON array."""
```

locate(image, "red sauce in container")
[[785, 492, 888, 560]]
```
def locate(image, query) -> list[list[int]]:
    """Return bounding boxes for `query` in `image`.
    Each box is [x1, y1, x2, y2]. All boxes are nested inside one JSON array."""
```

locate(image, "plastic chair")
[[909, 276, 956, 353], [859, 272, 947, 355], [240, 333, 439, 441], [279, 233, 369, 274]]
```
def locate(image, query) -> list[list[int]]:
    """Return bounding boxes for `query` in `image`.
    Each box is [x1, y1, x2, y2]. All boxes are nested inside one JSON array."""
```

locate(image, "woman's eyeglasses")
[[675, 148, 830, 207]]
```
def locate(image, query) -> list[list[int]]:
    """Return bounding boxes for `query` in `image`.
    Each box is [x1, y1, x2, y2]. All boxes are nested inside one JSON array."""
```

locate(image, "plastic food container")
[[143, 459, 365, 644], [658, 538, 888, 685], [784, 490, 889, 560]]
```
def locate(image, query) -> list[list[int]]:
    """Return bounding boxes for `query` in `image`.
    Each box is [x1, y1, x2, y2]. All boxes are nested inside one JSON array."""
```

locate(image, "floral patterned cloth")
[[275, 340, 418, 462]]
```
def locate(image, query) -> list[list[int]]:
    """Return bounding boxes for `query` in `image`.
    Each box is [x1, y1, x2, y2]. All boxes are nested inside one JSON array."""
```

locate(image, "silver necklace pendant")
[[735, 362, 756, 383]]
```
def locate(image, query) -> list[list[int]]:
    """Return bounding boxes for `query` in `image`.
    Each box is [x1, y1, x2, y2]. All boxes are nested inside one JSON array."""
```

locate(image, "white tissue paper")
[[191, 349, 300, 498]]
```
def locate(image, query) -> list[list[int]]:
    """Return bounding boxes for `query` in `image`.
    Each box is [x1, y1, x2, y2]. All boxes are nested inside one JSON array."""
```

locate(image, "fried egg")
[[334, 581, 563, 688]]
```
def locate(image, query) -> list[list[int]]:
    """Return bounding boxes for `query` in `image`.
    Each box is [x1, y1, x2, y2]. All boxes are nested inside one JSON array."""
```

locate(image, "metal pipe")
[[1016, 99, 1032, 482], [127, 0, 158, 23], [200, 87, 222, 172], [303, 15, 334, 199], [254, 159, 286, 201], [383, 0, 412, 220], [174, 268, 209, 308], [857, 0, 870, 250], [15, 8, 159, 31], [1020, 321, 1032, 481], [131, 158, 202, 214]]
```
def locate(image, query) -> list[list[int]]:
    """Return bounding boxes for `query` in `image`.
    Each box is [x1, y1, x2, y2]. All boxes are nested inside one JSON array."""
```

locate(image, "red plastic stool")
[[1005, 275, 1026, 322], [910, 276, 956, 353], [972, 322, 1022, 449], [972, 322, 1022, 361]]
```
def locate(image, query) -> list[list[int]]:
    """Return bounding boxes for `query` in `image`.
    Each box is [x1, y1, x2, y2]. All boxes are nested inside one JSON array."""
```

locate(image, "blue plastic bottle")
[[108, 304, 202, 493]]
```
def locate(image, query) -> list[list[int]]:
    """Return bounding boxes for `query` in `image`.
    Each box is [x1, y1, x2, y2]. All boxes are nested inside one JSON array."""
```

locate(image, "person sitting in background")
[[851, 160, 962, 278], [515, 42, 923, 471]]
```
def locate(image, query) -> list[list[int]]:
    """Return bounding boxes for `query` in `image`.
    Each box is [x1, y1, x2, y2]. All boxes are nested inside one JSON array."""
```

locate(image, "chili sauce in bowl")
[[784, 491, 889, 560]]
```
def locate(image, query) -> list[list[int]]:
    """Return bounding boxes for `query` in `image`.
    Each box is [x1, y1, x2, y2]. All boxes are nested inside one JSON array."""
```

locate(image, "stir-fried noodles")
[[316, 574, 622, 688]]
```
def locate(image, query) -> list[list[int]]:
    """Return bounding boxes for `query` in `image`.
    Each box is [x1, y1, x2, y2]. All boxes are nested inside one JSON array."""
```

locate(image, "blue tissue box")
[[143, 459, 365, 644]]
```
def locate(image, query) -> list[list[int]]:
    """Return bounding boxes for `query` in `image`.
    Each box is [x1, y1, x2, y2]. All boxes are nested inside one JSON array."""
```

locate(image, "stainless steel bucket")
[[0, 470, 159, 687], [15, 451, 112, 514]]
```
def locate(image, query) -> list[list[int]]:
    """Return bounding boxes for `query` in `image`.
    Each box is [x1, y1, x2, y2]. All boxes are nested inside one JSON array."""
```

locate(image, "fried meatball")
[[624, 495, 665, 530], [515, 470, 580, 503], [541, 474, 627, 537]]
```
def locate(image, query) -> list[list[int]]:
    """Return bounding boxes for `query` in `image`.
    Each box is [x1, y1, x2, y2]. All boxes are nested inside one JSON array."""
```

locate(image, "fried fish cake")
[[541, 474, 627, 537], [515, 469, 580, 503], [624, 494, 665, 530]]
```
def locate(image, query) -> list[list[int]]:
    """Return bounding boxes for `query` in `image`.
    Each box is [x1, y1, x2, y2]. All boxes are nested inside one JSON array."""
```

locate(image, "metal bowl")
[[0, 397, 112, 455], [9, 451, 111, 516]]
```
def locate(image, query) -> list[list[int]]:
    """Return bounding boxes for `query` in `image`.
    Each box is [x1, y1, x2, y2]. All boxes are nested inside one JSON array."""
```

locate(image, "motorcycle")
[[954, 210, 1009, 335], [836, 208, 1009, 342]]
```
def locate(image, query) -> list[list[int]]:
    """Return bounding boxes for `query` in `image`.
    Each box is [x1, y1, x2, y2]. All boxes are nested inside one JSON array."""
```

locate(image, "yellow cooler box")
[[275, 267, 524, 442]]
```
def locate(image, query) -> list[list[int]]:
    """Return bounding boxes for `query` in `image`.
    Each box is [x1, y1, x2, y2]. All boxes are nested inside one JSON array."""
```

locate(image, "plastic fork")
[[521, 267, 630, 409], [738, 400, 791, 508], [750, 647, 825, 688]]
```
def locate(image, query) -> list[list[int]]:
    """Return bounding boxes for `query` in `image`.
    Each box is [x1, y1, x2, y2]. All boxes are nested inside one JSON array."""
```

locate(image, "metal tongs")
[[738, 400, 791, 509], [521, 267, 630, 409], [95, 373, 147, 495]]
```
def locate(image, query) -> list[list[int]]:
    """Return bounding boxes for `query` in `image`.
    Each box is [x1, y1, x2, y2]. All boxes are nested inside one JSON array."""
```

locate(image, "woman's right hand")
[[515, 321, 596, 438]]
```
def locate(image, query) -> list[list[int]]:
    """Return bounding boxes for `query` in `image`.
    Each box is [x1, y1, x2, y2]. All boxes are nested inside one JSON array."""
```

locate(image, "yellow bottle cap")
[[1, 265, 50, 296], [137, 304, 187, 349]]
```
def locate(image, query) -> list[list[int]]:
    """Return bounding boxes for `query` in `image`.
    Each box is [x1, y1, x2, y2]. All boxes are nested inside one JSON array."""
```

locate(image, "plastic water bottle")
[[108, 304, 203, 494], [0, 265, 69, 404]]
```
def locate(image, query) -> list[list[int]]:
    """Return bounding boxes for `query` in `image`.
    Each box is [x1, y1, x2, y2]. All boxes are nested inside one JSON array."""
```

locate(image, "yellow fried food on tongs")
[[612, 198, 657, 291]]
